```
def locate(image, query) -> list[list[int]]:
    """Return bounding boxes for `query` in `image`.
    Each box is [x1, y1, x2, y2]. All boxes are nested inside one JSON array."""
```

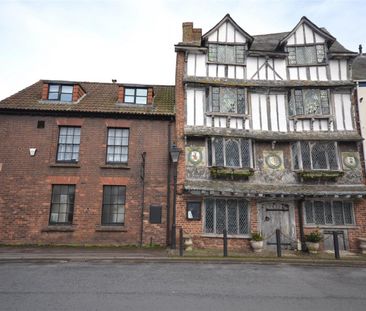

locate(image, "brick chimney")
[[182, 22, 202, 46]]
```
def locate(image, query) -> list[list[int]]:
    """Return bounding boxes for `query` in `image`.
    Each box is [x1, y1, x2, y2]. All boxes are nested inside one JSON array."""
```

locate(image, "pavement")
[[1, 245, 366, 266]]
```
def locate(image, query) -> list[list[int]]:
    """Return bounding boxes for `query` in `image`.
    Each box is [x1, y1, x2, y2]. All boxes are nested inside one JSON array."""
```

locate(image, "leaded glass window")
[[208, 137, 251, 168], [287, 45, 326, 65], [211, 87, 245, 114], [291, 141, 339, 170], [304, 201, 354, 225], [57, 127, 80, 162], [204, 199, 249, 235], [208, 44, 245, 64], [106, 128, 129, 164], [102, 185, 126, 225], [289, 89, 329, 116]]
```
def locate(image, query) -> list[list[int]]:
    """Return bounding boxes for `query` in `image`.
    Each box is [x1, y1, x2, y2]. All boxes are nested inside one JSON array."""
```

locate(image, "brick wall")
[[0, 114, 172, 246]]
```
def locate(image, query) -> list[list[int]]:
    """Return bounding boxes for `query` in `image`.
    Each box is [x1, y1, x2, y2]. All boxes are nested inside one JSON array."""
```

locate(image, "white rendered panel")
[[219, 117, 226, 128], [251, 94, 261, 130], [228, 66, 235, 79], [297, 120, 303, 132], [318, 67, 327, 81], [313, 120, 320, 131], [186, 89, 195, 126], [230, 118, 237, 129], [206, 116, 212, 127], [334, 94, 344, 130], [218, 23, 226, 42], [303, 119, 310, 131], [214, 117, 220, 127], [299, 67, 307, 80], [320, 119, 328, 131], [340, 60, 347, 80], [247, 57, 258, 79], [277, 95, 287, 132], [195, 90, 205, 126], [236, 118, 243, 129], [235, 31, 246, 43], [267, 60, 275, 80], [309, 67, 317, 81], [289, 67, 298, 80], [343, 94, 353, 130], [227, 22, 235, 42], [330, 60, 340, 81], [260, 94, 268, 131], [236, 66, 244, 79], [196, 54, 206, 77], [289, 120, 294, 131], [187, 54, 195, 76], [314, 32, 325, 43], [274, 59, 286, 80], [304, 24, 314, 44], [244, 119, 250, 130], [258, 58, 266, 80], [295, 26, 304, 44], [269, 95, 278, 131], [287, 34, 295, 45], [208, 31, 217, 42], [217, 65, 225, 77], [208, 64, 216, 77]]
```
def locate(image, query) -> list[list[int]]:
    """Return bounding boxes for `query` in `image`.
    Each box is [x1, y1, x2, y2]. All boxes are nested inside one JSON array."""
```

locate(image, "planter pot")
[[306, 242, 320, 254], [359, 238, 366, 254], [250, 240, 264, 253]]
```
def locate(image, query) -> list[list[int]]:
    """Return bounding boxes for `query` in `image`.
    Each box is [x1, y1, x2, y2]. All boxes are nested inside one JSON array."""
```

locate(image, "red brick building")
[[174, 15, 366, 252], [0, 80, 175, 246]]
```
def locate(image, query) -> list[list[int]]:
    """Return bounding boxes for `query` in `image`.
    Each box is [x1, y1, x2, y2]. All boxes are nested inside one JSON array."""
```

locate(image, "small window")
[[56, 127, 80, 162], [208, 44, 245, 64], [187, 202, 201, 220], [102, 185, 126, 225], [208, 137, 252, 168], [49, 185, 75, 225], [149, 205, 162, 224], [210, 87, 246, 114], [37, 120, 45, 129], [287, 45, 325, 66], [289, 89, 329, 116], [106, 128, 129, 164], [48, 84, 74, 102], [124, 88, 148, 104]]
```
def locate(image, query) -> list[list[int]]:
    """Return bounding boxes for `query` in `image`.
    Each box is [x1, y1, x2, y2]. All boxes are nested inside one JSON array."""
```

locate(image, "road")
[[1, 262, 366, 311]]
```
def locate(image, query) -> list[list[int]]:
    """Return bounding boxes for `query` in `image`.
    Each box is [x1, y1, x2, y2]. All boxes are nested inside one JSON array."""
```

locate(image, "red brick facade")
[[0, 114, 172, 246]]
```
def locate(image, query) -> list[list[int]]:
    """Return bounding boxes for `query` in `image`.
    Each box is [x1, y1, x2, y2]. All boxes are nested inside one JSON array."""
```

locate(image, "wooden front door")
[[260, 202, 295, 249]]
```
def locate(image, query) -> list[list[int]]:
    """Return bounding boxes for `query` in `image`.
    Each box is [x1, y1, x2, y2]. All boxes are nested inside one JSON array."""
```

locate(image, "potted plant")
[[250, 232, 264, 253], [305, 230, 322, 254]]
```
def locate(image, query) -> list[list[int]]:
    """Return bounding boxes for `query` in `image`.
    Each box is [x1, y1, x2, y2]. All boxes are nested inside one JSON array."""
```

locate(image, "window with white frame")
[[204, 198, 249, 235], [56, 127, 80, 162], [208, 44, 245, 64], [210, 87, 246, 114], [287, 45, 326, 65], [291, 141, 339, 170], [289, 89, 330, 116], [207, 137, 252, 168], [106, 128, 129, 164], [304, 200, 354, 226]]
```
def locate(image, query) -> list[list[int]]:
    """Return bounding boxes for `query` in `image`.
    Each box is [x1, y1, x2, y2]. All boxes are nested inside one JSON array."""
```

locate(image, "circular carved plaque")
[[265, 153, 282, 169], [188, 149, 203, 165], [343, 154, 358, 169]]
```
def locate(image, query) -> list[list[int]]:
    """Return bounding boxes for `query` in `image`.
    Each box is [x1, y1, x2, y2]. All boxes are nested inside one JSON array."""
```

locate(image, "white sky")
[[0, 0, 365, 100]]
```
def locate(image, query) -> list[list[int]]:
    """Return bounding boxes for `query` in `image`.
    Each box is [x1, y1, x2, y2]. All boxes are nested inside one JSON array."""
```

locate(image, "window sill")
[[209, 167, 254, 180], [297, 170, 344, 181], [100, 164, 130, 170], [287, 64, 326, 67], [95, 226, 127, 232], [289, 115, 331, 120], [305, 225, 359, 229], [206, 61, 246, 66], [50, 163, 80, 168], [201, 234, 250, 239], [42, 226, 75, 232]]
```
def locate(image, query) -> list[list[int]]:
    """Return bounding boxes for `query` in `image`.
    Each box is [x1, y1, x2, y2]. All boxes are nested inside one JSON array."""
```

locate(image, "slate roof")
[[0, 80, 175, 117], [352, 55, 366, 80]]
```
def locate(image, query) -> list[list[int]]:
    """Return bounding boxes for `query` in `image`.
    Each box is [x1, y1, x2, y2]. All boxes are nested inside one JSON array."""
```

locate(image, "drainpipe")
[[297, 198, 306, 251], [166, 121, 172, 246], [139, 152, 146, 247]]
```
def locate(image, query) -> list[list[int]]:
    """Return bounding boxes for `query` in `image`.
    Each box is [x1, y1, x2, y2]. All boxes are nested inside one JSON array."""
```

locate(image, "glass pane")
[[311, 142, 328, 169], [125, 88, 135, 96], [238, 200, 249, 234], [220, 88, 236, 113], [136, 89, 147, 96], [61, 85, 73, 94], [294, 90, 304, 115], [227, 200, 237, 234], [304, 46, 316, 64], [316, 45, 325, 63], [49, 85, 60, 92], [205, 199, 214, 233], [325, 201, 333, 224], [303, 89, 320, 114], [327, 143, 338, 170], [215, 199, 226, 234], [291, 143, 299, 170], [125, 96, 135, 103], [207, 139, 212, 166], [60, 93, 72, 102], [343, 202, 353, 224], [314, 201, 325, 224], [48, 93, 59, 100], [296, 47, 306, 64], [241, 139, 251, 168], [304, 201, 314, 224], [135, 96, 147, 104], [287, 47, 297, 65], [212, 87, 220, 112], [235, 45, 245, 64], [208, 44, 217, 62], [237, 89, 245, 114], [213, 138, 224, 166], [226, 45, 235, 63], [301, 142, 311, 170], [333, 201, 344, 225], [225, 139, 240, 167], [217, 45, 226, 63]]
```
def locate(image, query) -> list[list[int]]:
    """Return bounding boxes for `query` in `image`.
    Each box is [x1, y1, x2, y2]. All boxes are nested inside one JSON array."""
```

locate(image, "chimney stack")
[[182, 22, 202, 46]]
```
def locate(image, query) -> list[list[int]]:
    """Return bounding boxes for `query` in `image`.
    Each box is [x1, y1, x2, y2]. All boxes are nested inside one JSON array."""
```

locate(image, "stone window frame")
[[291, 141, 340, 171], [101, 185, 126, 226], [289, 89, 330, 116], [209, 87, 247, 114], [48, 84, 74, 102], [49, 184, 75, 225], [304, 200, 355, 226], [56, 126, 81, 163], [208, 43, 246, 65], [287, 44, 326, 66], [106, 128, 129, 164], [203, 198, 250, 236], [207, 137, 253, 169], [124, 87, 148, 105]]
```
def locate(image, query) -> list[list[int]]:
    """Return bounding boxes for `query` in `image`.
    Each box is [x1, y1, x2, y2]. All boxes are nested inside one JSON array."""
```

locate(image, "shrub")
[[251, 232, 263, 241], [305, 230, 322, 243]]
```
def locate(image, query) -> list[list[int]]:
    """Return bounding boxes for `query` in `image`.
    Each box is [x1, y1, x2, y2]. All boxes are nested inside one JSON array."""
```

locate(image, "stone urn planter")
[[305, 242, 320, 254], [184, 235, 193, 252], [250, 232, 264, 253], [359, 238, 366, 254]]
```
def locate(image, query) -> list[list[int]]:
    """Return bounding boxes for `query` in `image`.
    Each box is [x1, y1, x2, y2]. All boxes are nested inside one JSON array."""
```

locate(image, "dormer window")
[[287, 44, 325, 65], [48, 84, 73, 102], [124, 88, 147, 104], [289, 89, 329, 116], [208, 44, 245, 64]]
